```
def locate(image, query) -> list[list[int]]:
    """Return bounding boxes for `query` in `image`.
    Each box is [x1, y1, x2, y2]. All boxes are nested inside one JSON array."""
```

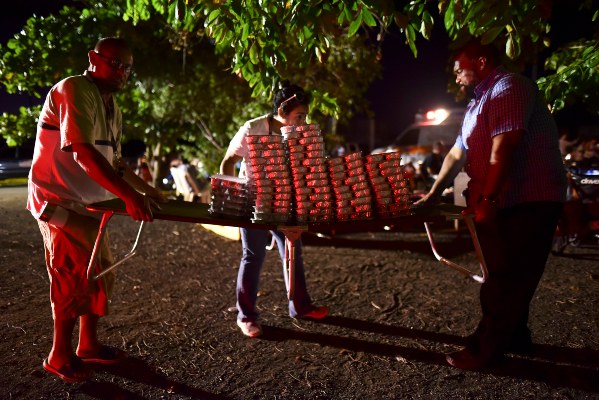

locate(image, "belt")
[[39, 122, 60, 131]]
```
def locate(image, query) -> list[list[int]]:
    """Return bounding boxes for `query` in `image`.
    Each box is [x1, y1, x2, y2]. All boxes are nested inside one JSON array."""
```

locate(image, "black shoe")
[[506, 333, 534, 354]]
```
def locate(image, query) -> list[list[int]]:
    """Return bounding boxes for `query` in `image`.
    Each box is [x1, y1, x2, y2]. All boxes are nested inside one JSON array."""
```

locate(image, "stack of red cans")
[[327, 152, 374, 221], [209, 174, 252, 217], [282, 124, 334, 224], [364, 151, 411, 217], [245, 134, 293, 223]]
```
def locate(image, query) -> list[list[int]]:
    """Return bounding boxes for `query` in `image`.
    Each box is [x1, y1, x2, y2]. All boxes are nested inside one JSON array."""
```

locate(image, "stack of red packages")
[[328, 152, 374, 221], [209, 174, 252, 217], [282, 124, 334, 224], [364, 152, 411, 217], [245, 134, 293, 224]]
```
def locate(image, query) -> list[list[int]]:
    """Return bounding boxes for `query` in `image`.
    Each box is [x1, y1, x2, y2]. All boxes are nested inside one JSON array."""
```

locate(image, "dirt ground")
[[1, 186, 598, 400]]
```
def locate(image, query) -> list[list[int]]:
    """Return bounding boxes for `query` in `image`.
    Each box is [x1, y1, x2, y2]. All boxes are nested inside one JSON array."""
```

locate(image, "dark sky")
[[0, 1, 74, 113]]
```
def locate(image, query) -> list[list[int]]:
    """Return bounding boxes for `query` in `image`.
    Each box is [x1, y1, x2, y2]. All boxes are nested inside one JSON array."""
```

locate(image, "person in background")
[[170, 153, 202, 202], [27, 37, 165, 383], [135, 155, 154, 184], [420, 140, 446, 187], [220, 81, 329, 338], [415, 39, 567, 369]]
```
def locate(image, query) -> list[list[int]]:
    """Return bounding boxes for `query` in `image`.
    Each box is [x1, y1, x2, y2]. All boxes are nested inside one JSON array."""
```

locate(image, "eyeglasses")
[[94, 51, 133, 74]]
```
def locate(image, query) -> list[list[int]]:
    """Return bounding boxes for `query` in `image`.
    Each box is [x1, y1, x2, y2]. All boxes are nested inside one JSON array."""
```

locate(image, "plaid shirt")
[[455, 67, 567, 208]]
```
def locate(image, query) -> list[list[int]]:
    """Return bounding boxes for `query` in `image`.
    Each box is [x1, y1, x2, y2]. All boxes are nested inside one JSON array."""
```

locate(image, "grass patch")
[[0, 177, 28, 187]]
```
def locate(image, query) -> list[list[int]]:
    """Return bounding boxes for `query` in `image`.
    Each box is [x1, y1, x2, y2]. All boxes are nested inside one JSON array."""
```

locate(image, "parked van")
[[371, 108, 465, 169]]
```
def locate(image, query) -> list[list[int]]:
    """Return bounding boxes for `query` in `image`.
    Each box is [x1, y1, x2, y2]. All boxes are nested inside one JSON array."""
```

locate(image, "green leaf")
[[420, 11, 433, 40], [481, 26, 504, 45], [249, 42, 259, 64], [348, 14, 362, 36], [444, 0, 455, 32], [361, 8, 377, 27], [464, 2, 485, 23], [206, 8, 221, 25]]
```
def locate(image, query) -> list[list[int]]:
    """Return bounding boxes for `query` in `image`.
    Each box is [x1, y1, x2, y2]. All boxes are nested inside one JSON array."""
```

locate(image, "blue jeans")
[[237, 228, 313, 322]]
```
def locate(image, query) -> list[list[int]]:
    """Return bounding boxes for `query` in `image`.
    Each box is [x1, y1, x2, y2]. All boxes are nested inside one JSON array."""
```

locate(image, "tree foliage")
[[124, 0, 599, 115]]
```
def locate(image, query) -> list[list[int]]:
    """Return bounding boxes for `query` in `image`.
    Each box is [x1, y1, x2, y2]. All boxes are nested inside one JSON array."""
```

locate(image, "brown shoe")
[[297, 305, 329, 320], [446, 347, 498, 370]]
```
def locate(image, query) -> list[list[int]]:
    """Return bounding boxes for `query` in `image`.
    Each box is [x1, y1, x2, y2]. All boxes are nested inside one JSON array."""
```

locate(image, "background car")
[[0, 138, 34, 180], [371, 107, 465, 168]]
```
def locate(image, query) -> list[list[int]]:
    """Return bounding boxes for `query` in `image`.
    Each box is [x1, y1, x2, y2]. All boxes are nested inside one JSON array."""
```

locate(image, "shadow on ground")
[[262, 316, 599, 393]]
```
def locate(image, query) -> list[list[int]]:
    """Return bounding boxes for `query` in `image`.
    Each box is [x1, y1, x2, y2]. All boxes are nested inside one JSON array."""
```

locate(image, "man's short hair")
[[455, 39, 500, 66], [94, 37, 130, 52]]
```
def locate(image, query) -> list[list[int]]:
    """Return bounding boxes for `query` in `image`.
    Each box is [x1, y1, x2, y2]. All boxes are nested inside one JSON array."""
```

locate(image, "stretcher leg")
[[424, 214, 488, 283], [281, 227, 304, 301], [86, 210, 114, 281], [86, 210, 145, 281]]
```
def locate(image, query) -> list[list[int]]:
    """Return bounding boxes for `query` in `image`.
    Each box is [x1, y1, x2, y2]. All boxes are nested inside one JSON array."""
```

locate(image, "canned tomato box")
[[336, 199, 351, 208], [350, 196, 371, 207], [289, 152, 306, 161], [305, 150, 327, 159], [305, 143, 325, 152], [295, 124, 320, 132], [370, 181, 391, 191], [264, 164, 288, 172], [352, 181, 370, 191], [330, 171, 346, 181], [247, 134, 283, 144], [369, 175, 387, 186], [266, 171, 290, 180], [306, 179, 329, 187], [308, 164, 328, 173], [333, 185, 351, 194], [346, 159, 364, 170], [298, 136, 323, 145], [302, 158, 325, 167], [344, 152, 361, 162], [291, 166, 308, 175], [347, 166, 365, 177], [353, 188, 371, 198], [310, 193, 333, 202], [292, 179, 308, 188], [312, 186, 332, 194], [305, 172, 328, 180], [334, 191, 353, 200], [288, 144, 305, 153], [365, 153, 386, 164], [295, 201, 313, 209], [380, 167, 403, 177], [274, 192, 293, 201], [274, 185, 293, 193], [283, 132, 300, 140], [385, 151, 402, 161], [344, 174, 367, 186], [250, 170, 267, 180], [295, 186, 312, 195], [327, 157, 344, 166], [280, 125, 297, 134], [329, 163, 346, 173]]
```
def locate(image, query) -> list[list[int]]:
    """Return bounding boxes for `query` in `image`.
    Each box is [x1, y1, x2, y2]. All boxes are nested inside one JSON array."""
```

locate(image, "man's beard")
[[461, 84, 476, 100]]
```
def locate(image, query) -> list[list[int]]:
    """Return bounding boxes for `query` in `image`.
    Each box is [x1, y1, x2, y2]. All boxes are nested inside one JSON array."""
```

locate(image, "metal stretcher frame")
[[86, 199, 488, 299]]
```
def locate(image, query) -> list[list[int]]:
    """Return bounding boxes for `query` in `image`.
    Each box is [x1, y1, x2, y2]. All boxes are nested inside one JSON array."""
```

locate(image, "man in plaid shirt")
[[416, 39, 567, 369]]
